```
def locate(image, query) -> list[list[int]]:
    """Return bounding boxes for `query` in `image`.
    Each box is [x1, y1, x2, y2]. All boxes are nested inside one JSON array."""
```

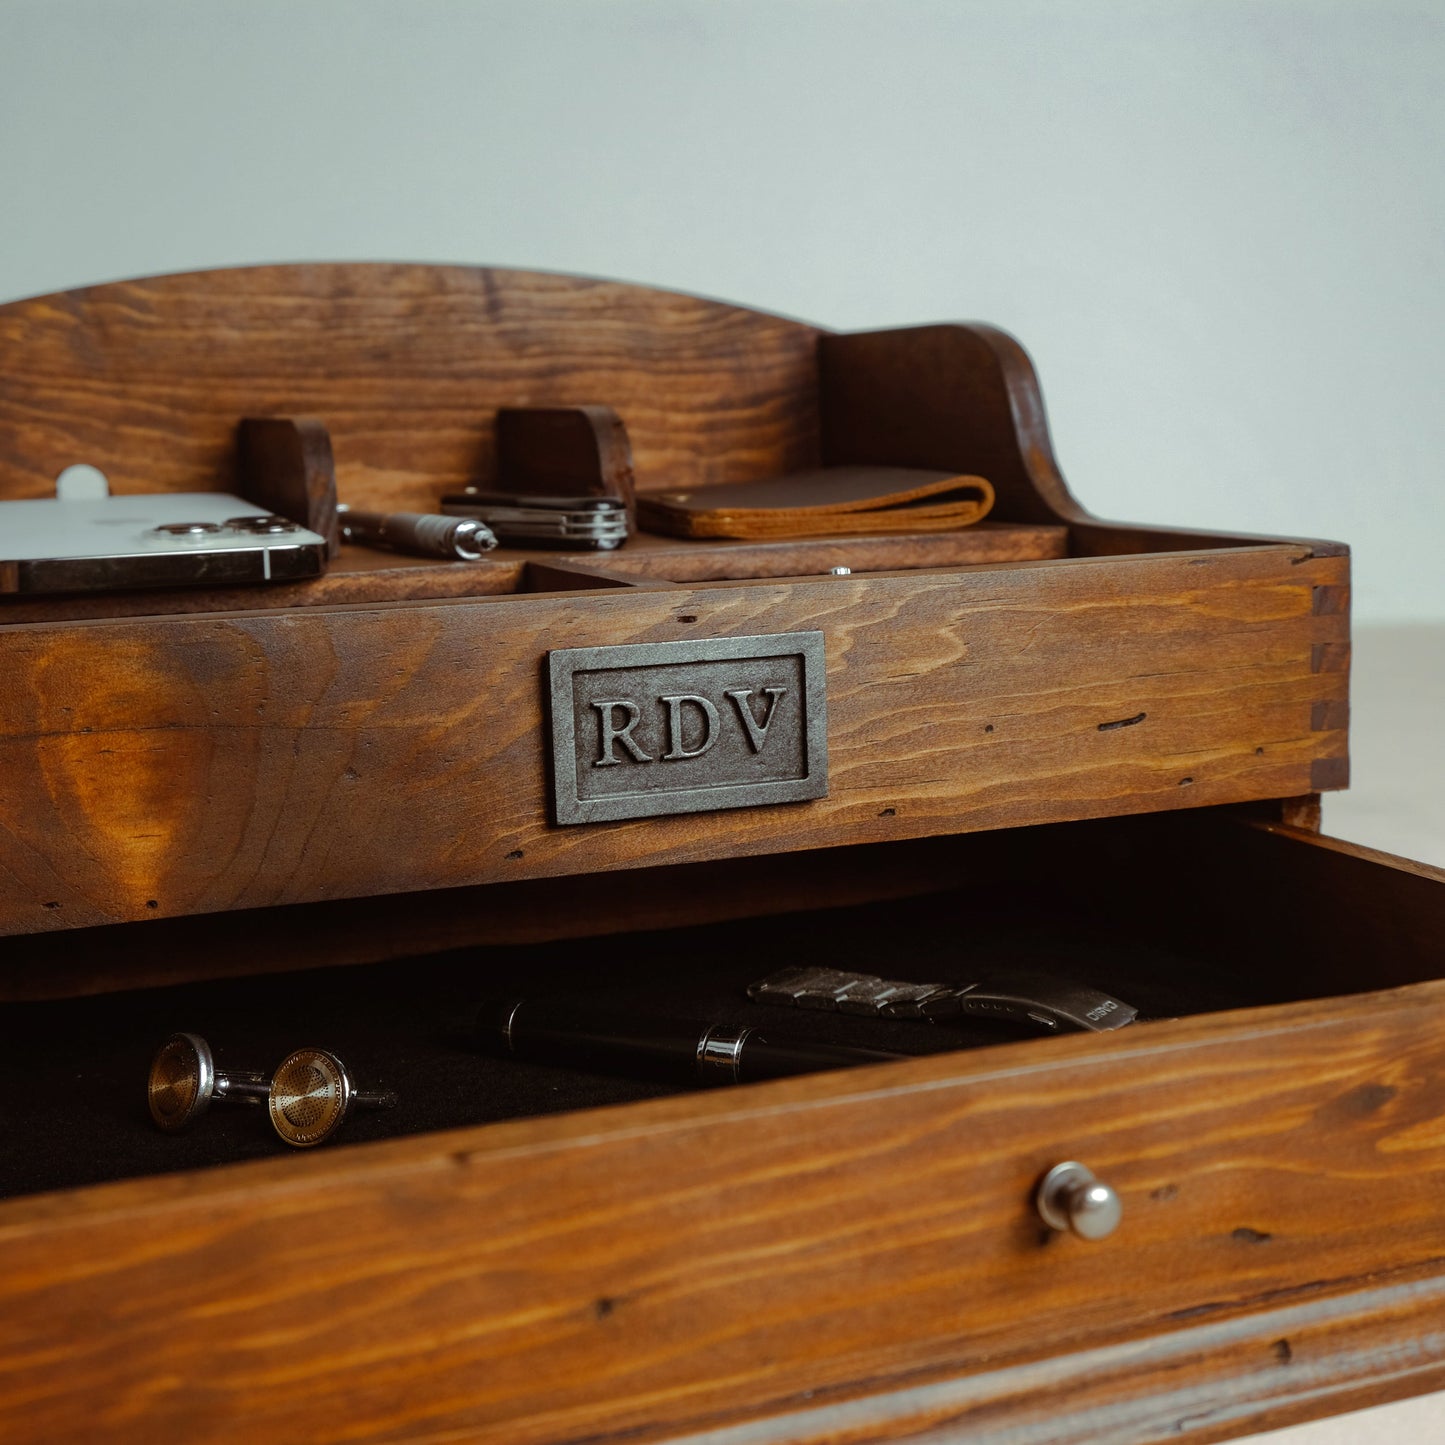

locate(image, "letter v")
[[726, 687, 787, 753]]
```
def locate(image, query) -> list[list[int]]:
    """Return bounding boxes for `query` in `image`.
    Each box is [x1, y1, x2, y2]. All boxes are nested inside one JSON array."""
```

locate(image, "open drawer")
[[2, 810, 1444, 1445]]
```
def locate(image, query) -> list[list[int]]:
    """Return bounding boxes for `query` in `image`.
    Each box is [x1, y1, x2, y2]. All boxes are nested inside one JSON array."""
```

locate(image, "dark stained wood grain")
[[819, 322, 1353, 563], [0, 830, 1049, 1001], [496, 404, 638, 521], [520, 559, 677, 591], [601, 521, 1068, 580], [0, 808, 1401, 1005], [0, 265, 822, 513], [1277, 792, 1324, 830], [820, 322, 1076, 525], [677, 1265, 1445, 1445], [1070, 518, 1351, 559], [3, 954, 1444, 1444], [237, 415, 341, 557], [1141, 817, 1445, 1000], [0, 546, 1348, 935], [0, 522, 1069, 624], [1, 268, 1350, 569]]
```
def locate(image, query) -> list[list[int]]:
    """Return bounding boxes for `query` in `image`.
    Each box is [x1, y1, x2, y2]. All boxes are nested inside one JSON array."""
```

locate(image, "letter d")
[[660, 694, 719, 761]]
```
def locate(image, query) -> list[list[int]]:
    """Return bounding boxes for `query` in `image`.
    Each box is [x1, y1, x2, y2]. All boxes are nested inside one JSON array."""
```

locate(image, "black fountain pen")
[[476, 997, 905, 1087]]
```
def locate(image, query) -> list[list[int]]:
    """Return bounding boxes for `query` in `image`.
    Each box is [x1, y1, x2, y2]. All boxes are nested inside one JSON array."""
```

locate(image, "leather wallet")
[[635, 465, 995, 540]]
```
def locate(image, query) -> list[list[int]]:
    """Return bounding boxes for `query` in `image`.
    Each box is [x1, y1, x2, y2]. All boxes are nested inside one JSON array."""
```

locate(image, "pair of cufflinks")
[[147, 1033, 396, 1148]]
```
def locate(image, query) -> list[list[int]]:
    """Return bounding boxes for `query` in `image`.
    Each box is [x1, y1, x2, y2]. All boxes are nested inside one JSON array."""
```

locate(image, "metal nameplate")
[[547, 632, 828, 825]]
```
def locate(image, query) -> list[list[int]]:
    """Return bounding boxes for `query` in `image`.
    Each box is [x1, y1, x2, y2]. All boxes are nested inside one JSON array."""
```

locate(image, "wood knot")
[[1339, 1082, 1397, 1117], [1098, 712, 1146, 732]]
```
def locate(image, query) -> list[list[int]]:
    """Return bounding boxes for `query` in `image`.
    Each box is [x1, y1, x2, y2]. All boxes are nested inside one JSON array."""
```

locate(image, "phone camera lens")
[[152, 522, 223, 536], [225, 515, 299, 534], [225, 508, 299, 531]]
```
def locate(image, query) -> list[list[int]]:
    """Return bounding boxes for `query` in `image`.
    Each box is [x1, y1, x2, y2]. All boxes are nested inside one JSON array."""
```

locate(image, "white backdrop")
[[2, 5, 1444, 1439], [2, 0, 1442, 623]]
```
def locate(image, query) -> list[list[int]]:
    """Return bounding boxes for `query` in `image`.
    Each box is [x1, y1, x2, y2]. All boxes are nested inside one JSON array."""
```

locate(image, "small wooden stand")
[[237, 415, 341, 557]]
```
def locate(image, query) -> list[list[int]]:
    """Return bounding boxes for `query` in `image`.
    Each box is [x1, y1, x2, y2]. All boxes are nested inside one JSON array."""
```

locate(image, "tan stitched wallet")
[[636, 466, 995, 540]]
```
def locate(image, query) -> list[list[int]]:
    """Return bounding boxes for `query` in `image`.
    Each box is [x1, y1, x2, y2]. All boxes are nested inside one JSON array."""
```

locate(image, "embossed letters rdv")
[[592, 687, 787, 767], [547, 633, 828, 824]]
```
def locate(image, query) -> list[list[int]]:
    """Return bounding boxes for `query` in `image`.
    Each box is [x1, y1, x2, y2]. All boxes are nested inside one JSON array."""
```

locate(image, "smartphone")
[[0, 492, 330, 594]]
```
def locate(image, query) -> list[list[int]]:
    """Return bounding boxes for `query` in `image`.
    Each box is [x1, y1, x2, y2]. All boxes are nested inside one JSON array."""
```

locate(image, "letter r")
[[592, 699, 651, 766]]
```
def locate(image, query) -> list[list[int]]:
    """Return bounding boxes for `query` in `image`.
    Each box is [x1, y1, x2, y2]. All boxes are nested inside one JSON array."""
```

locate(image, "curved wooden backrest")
[[0, 265, 823, 512]]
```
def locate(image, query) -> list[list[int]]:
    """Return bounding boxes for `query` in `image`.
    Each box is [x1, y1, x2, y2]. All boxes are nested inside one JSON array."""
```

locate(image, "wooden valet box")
[[0, 266, 1441, 1445]]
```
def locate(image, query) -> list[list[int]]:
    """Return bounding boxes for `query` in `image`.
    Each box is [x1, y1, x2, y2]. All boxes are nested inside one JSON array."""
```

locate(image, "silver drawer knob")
[[1036, 1161, 1122, 1240]]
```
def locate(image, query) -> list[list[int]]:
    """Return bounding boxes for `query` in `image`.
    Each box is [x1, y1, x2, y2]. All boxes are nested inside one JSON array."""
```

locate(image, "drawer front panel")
[[0, 545, 1346, 932], [2, 980, 1441, 1444]]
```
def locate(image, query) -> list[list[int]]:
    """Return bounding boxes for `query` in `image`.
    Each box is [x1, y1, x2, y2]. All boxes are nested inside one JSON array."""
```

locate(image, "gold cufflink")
[[147, 1033, 271, 1132], [267, 1047, 397, 1148]]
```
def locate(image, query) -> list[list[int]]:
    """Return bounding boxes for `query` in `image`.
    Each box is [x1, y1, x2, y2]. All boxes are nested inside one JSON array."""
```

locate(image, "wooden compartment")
[[0, 265, 1348, 937]]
